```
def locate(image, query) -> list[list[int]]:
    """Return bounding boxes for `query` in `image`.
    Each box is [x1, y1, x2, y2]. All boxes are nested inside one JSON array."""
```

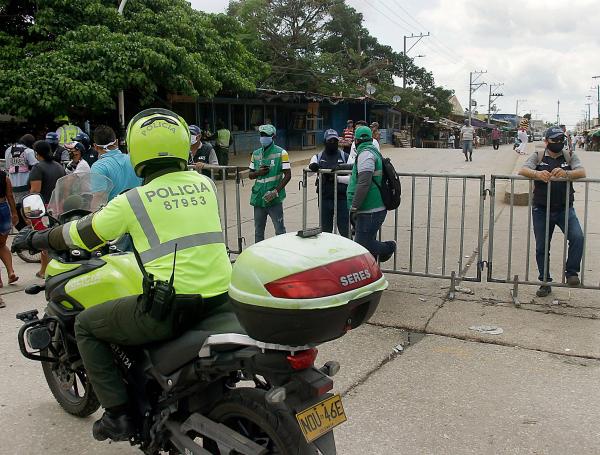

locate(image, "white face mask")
[[190, 135, 199, 145]]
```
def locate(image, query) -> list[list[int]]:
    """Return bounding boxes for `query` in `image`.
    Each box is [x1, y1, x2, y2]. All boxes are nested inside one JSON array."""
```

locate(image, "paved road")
[[2, 143, 600, 454]]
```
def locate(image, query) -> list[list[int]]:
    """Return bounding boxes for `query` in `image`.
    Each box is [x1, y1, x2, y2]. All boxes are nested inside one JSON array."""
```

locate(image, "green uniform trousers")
[[74, 295, 174, 409], [215, 146, 229, 166]]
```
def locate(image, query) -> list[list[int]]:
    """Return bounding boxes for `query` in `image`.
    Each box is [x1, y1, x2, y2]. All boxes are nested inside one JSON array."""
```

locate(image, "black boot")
[[92, 411, 134, 442]]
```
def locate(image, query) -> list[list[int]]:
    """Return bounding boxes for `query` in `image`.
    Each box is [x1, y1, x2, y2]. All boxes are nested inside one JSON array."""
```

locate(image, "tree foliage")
[[228, 0, 453, 118], [0, 0, 267, 121]]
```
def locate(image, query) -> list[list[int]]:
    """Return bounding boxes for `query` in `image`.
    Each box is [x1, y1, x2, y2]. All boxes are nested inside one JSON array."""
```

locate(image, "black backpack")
[[372, 150, 401, 210]]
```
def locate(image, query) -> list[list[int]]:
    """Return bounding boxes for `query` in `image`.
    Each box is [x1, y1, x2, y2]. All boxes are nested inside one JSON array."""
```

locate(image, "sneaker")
[[536, 285, 552, 297], [566, 276, 580, 287], [378, 241, 397, 263], [92, 412, 134, 442]]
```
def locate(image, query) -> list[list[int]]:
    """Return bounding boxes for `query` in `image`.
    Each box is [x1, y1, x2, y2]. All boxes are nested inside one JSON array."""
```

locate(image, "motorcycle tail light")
[[287, 348, 318, 370], [264, 254, 382, 299]]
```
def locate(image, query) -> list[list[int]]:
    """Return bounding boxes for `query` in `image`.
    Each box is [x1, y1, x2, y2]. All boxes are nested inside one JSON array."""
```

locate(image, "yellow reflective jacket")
[[62, 171, 231, 297]]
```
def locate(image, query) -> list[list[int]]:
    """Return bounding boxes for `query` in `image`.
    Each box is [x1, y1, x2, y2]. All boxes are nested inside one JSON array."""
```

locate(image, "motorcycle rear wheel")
[[41, 340, 100, 417], [203, 388, 316, 455]]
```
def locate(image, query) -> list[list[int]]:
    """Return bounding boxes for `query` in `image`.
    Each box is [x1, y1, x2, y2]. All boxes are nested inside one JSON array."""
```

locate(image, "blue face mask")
[[259, 136, 273, 147]]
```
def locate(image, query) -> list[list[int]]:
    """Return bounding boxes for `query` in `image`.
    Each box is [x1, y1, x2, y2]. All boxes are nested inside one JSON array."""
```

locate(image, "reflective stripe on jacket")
[[62, 171, 231, 296], [250, 143, 287, 207]]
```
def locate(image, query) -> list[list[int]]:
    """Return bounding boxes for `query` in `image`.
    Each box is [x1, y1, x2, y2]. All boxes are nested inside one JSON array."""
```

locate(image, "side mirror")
[[22, 194, 46, 219]]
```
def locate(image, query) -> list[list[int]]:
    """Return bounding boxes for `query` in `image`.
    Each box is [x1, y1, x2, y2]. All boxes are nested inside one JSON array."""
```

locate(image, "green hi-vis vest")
[[216, 129, 231, 148], [65, 171, 231, 297], [250, 143, 287, 207], [347, 142, 384, 211], [57, 124, 81, 145]]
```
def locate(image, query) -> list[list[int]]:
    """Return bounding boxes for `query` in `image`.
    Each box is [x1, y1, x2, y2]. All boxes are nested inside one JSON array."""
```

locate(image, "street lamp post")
[[593, 76, 600, 127], [365, 83, 376, 121], [117, 0, 129, 140]]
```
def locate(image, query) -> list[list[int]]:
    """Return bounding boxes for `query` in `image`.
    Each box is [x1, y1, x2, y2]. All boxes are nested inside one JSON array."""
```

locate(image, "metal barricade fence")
[[487, 175, 600, 304], [301, 169, 487, 297], [189, 165, 245, 255]]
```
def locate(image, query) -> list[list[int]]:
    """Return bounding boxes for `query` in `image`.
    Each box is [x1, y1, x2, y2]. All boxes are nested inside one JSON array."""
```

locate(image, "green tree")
[[0, 0, 266, 122], [228, 0, 453, 119]]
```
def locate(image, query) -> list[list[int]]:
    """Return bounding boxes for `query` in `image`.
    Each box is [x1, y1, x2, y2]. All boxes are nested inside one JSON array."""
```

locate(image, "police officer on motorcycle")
[[12, 109, 232, 442]]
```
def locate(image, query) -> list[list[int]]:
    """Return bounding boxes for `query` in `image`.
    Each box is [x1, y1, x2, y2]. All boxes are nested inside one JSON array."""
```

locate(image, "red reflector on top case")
[[265, 254, 382, 299]]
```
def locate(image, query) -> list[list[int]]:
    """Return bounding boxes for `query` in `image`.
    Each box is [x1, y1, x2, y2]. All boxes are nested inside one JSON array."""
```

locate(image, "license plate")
[[295, 394, 347, 443]]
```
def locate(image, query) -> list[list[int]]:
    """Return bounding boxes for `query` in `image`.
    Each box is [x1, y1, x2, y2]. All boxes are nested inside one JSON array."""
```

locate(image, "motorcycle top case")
[[229, 232, 388, 346]]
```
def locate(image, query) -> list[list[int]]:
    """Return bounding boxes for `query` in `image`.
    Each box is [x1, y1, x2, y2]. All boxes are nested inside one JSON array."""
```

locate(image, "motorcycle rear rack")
[[198, 333, 312, 358]]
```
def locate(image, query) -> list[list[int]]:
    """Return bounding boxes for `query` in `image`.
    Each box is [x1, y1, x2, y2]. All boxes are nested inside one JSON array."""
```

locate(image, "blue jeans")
[[532, 206, 584, 281], [354, 210, 394, 258], [254, 203, 286, 243], [321, 198, 349, 238], [462, 140, 473, 155]]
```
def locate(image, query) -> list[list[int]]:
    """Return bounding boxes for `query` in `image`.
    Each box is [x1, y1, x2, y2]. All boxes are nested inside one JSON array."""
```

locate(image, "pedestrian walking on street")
[[460, 120, 474, 161], [248, 124, 291, 243], [370, 122, 381, 142], [492, 127, 501, 150], [45, 132, 69, 163], [29, 140, 66, 278], [54, 115, 82, 146], [64, 142, 91, 174], [518, 126, 586, 297], [347, 126, 396, 262], [341, 120, 355, 154], [447, 132, 455, 149], [4, 134, 38, 204], [309, 129, 350, 238], [91, 125, 142, 201], [213, 120, 232, 167], [188, 124, 219, 177], [515, 119, 529, 155], [0, 169, 19, 305]]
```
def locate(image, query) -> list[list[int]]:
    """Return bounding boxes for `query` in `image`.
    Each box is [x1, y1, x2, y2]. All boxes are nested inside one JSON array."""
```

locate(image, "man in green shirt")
[[347, 126, 396, 262], [248, 124, 291, 243]]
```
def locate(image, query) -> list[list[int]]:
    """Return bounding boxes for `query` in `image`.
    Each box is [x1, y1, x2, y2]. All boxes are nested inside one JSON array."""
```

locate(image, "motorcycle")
[[15, 172, 387, 454]]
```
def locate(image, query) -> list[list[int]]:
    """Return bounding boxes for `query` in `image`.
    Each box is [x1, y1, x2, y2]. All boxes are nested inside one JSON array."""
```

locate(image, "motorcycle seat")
[[148, 304, 246, 376]]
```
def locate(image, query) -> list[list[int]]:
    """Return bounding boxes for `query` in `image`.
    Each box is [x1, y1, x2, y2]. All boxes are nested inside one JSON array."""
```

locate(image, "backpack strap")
[[535, 148, 545, 164]]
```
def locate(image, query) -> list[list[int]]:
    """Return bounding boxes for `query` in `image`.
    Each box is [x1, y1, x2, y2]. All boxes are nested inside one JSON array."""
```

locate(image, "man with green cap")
[[248, 124, 291, 243], [347, 125, 396, 262]]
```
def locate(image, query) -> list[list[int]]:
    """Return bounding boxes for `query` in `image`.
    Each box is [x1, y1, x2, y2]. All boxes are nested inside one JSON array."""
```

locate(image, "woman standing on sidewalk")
[[0, 169, 19, 307]]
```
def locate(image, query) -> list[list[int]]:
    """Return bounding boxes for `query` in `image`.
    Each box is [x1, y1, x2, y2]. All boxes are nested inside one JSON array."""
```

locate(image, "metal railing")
[[188, 165, 245, 255], [487, 175, 600, 304], [301, 169, 487, 298]]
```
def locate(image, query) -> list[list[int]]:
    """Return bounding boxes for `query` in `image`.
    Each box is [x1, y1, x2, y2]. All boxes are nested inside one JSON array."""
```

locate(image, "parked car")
[[533, 131, 543, 141]]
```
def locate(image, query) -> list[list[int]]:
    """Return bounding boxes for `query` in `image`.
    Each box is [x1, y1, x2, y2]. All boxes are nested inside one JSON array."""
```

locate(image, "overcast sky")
[[191, 0, 600, 129]]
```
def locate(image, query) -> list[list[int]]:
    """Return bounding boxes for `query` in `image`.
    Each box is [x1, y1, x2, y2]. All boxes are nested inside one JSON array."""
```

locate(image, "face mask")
[[259, 136, 273, 147], [190, 135, 198, 145], [325, 141, 338, 153], [547, 141, 564, 153]]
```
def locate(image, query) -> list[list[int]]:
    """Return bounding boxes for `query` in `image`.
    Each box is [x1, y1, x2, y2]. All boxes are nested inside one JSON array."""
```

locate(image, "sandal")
[[35, 272, 45, 279], [8, 273, 18, 284]]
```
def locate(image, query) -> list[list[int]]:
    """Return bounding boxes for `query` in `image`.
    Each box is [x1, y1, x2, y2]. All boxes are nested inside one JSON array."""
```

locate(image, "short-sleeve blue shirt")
[[90, 149, 142, 200]]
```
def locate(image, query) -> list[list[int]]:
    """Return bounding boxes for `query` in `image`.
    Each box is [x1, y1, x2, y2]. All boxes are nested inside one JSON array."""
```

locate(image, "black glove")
[[11, 227, 36, 253], [308, 162, 319, 172]]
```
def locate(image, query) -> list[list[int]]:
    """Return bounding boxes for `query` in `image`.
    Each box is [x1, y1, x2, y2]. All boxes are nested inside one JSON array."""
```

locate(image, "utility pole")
[[403, 32, 430, 89], [585, 96, 592, 130], [515, 98, 526, 118], [117, 0, 129, 141], [556, 99, 560, 125], [487, 83, 504, 124], [593, 75, 600, 127], [468, 70, 487, 126]]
